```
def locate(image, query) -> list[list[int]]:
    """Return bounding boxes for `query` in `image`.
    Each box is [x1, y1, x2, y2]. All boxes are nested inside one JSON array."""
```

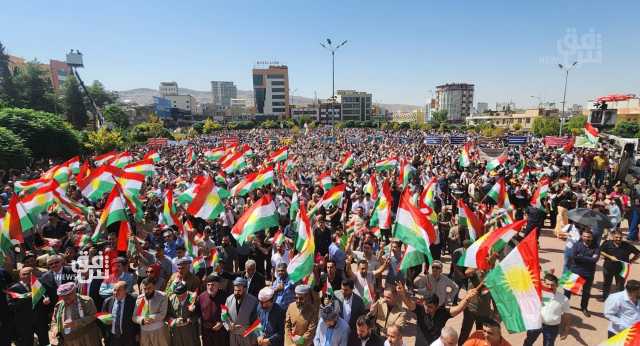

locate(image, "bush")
[[612, 121, 640, 138], [202, 118, 223, 134], [564, 115, 586, 134], [0, 107, 81, 160], [531, 117, 560, 137], [192, 121, 204, 134], [131, 117, 172, 142], [0, 126, 31, 169], [85, 128, 124, 154], [103, 104, 130, 129]]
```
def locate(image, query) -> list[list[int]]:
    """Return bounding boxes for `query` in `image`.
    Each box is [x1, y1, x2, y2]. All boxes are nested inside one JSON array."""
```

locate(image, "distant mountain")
[[116, 88, 421, 112]]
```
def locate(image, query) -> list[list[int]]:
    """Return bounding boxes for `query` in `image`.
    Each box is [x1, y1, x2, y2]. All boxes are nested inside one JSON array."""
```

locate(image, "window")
[[255, 88, 266, 113], [271, 81, 285, 86], [272, 107, 285, 112], [272, 101, 285, 106], [272, 94, 285, 99], [272, 88, 285, 92], [253, 74, 264, 86], [267, 74, 284, 79]]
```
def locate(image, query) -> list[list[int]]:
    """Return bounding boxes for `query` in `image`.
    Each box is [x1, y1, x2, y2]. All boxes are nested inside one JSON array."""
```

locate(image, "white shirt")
[[384, 340, 406, 346], [563, 224, 580, 250], [430, 338, 445, 346], [271, 249, 289, 268], [343, 294, 352, 323], [541, 290, 570, 326]]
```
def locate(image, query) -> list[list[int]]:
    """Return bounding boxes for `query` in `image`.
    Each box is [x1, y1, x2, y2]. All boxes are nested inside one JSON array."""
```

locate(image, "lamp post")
[[321, 39, 347, 124], [558, 61, 578, 136]]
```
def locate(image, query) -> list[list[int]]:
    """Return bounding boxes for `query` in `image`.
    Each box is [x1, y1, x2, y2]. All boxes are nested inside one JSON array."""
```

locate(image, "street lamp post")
[[321, 39, 347, 124], [558, 61, 578, 136]]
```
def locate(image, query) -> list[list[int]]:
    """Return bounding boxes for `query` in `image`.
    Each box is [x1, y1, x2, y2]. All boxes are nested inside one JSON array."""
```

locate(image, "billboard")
[[154, 96, 171, 118]]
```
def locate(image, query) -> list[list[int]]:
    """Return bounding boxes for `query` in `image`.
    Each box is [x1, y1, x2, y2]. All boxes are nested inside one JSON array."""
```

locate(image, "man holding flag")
[[224, 277, 258, 346], [256, 287, 285, 346], [134, 278, 170, 346]]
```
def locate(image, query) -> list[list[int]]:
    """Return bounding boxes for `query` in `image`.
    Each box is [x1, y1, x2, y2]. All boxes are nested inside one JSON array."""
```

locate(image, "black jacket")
[[348, 332, 385, 346], [237, 271, 266, 298], [334, 290, 367, 331], [38, 267, 75, 312], [101, 294, 139, 344]]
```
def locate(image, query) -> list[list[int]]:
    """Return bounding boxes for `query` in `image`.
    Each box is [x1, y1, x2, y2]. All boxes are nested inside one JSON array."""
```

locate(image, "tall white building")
[[165, 95, 196, 112], [252, 65, 289, 117], [159, 82, 178, 96], [211, 81, 237, 108], [434, 83, 474, 122]]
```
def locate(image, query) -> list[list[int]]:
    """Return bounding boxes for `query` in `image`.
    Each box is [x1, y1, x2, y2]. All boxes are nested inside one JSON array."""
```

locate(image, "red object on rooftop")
[[595, 94, 636, 103]]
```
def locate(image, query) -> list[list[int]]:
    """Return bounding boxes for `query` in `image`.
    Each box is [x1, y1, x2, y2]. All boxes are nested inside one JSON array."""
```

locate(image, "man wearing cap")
[[48, 282, 101, 346], [198, 274, 229, 346], [224, 277, 259, 346], [101, 281, 139, 346], [134, 278, 170, 346], [413, 261, 459, 308], [167, 282, 199, 346], [257, 287, 286, 346], [313, 303, 350, 346], [272, 262, 296, 310], [285, 284, 319, 346], [38, 254, 74, 345], [166, 257, 201, 294]]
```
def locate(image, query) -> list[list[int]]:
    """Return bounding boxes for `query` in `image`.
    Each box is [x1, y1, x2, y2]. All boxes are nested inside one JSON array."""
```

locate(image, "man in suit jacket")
[[7, 267, 38, 346], [223, 277, 258, 346], [369, 287, 406, 338], [101, 281, 139, 346], [334, 278, 366, 331], [257, 287, 285, 346], [37, 255, 75, 345], [347, 315, 385, 346], [238, 259, 266, 298]]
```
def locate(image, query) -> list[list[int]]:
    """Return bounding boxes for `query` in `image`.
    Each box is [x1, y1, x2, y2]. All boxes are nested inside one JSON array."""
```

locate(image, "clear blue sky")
[[2, 0, 639, 108]]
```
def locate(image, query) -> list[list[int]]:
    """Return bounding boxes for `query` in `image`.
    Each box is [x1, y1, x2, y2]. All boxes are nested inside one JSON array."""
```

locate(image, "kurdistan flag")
[[20, 180, 56, 219], [317, 171, 333, 191], [457, 199, 484, 241], [287, 202, 314, 283], [584, 122, 599, 144], [374, 157, 398, 172], [397, 159, 416, 188], [1, 195, 34, 244], [597, 321, 640, 346], [231, 194, 279, 245], [458, 142, 472, 168], [341, 151, 354, 170], [77, 165, 123, 202], [399, 244, 425, 272], [186, 176, 224, 220], [94, 151, 117, 166], [14, 178, 49, 195], [485, 229, 542, 333], [91, 186, 128, 242], [369, 179, 393, 230], [124, 159, 156, 177], [393, 188, 436, 264], [31, 274, 46, 308], [160, 190, 180, 228], [486, 153, 508, 171], [242, 319, 264, 337], [458, 220, 526, 270], [530, 176, 550, 208], [267, 146, 288, 163], [486, 177, 512, 209], [364, 173, 378, 200]]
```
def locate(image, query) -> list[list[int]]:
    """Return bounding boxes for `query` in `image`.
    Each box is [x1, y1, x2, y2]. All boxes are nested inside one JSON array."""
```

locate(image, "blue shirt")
[[163, 238, 184, 259], [313, 318, 350, 346], [328, 243, 346, 271], [569, 241, 600, 278], [271, 277, 295, 310], [604, 290, 640, 333]]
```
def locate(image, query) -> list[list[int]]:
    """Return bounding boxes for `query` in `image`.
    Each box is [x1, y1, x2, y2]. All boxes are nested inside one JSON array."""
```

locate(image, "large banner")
[[449, 136, 467, 145], [507, 136, 529, 145], [147, 138, 168, 147], [478, 148, 507, 162], [544, 136, 571, 147], [425, 136, 443, 145]]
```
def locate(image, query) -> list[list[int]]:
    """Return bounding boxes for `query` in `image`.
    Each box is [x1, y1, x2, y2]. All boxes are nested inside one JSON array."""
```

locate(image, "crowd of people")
[[0, 127, 639, 346]]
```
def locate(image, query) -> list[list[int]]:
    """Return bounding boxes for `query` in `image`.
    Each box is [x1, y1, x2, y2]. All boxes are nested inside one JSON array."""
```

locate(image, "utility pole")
[[558, 61, 578, 136]]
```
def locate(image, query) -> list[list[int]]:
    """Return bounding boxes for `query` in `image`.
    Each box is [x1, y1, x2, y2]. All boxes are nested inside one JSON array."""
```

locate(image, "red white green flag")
[[185, 147, 196, 165], [559, 271, 586, 294], [317, 171, 333, 191], [242, 319, 263, 337], [96, 312, 113, 325], [620, 261, 631, 280], [78, 165, 123, 202], [94, 151, 117, 167], [486, 177, 512, 210], [457, 220, 527, 270], [370, 180, 393, 230], [341, 151, 354, 170], [111, 151, 133, 168], [231, 194, 279, 245], [288, 203, 315, 283], [221, 151, 247, 174], [393, 189, 436, 263], [281, 174, 298, 196], [457, 199, 484, 241], [397, 159, 416, 189], [484, 229, 542, 333], [160, 190, 181, 228], [124, 159, 155, 177], [459, 142, 472, 168], [220, 304, 230, 321], [92, 186, 128, 242], [31, 274, 45, 308], [486, 153, 508, 171], [20, 180, 56, 219], [186, 176, 224, 220], [144, 150, 160, 163], [530, 177, 551, 208], [267, 146, 288, 163], [584, 122, 599, 144], [374, 157, 398, 172], [399, 244, 425, 272], [1, 195, 34, 244], [204, 147, 225, 161], [14, 178, 49, 195], [363, 173, 378, 200], [62, 156, 81, 174]]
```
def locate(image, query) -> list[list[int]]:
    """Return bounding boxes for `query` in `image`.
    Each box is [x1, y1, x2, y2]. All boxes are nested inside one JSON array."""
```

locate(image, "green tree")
[[431, 110, 448, 126], [531, 116, 561, 137], [192, 121, 204, 134], [131, 116, 172, 142], [86, 127, 124, 154], [103, 104, 130, 129], [512, 123, 522, 132], [0, 107, 81, 159], [612, 121, 640, 138], [564, 115, 586, 134], [62, 75, 89, 129], [202, 118, 222, 133], [0, 126, 31, 169], [0, 42, 19, 106], [13, 61, 57, 112], [87, 80, 117, 108]]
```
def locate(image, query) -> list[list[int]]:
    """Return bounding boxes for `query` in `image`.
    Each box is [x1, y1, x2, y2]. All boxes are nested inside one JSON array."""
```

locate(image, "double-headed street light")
[[320, 38, 348, 101], [558, 61, 578, 136]]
